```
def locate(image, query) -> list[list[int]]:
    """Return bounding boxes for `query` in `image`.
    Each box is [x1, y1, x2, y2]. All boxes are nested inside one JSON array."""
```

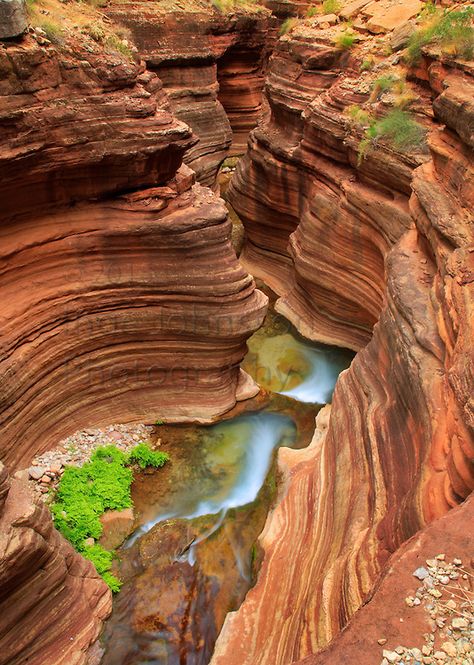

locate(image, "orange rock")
[[0, 464, 111, 664], [99, 508, 135, 550], [366, 0, 422, 34]]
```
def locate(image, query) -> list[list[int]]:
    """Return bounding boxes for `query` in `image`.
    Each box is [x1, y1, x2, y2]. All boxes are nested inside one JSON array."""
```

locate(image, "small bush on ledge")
[[51, 442, 169, 592], [357, 109, 427, 164], [334, 29, 356, 50], [406, 6, 474, 64], [280, 18, 299, 35]]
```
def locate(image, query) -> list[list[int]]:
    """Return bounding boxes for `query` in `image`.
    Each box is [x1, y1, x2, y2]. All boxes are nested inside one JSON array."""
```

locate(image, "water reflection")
[[243, 314, 354, 404]]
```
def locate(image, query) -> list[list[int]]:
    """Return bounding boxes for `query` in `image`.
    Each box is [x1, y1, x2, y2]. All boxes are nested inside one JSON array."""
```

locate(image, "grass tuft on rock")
[[357, 109, 426, 164], [322, 0, 341, 14], [406, 6, 474, 64], [280, 17, 298, 35], [334, 29, 356, 49], [51, 443, 169, 592]]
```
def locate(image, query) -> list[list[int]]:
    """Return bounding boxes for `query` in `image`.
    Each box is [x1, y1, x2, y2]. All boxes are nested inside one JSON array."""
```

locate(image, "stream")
[[99, 297, 353, 665]]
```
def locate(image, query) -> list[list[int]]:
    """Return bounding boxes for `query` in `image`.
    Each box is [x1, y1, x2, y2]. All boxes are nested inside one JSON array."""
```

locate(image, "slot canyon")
[[0, 0, 472, 664]]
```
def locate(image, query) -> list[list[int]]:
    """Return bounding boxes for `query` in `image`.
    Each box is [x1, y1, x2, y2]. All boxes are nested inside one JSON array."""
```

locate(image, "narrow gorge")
[[0, 1, 472, 665]]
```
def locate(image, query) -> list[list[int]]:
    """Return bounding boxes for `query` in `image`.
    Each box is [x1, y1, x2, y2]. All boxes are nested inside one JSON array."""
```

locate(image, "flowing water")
[[100, 288, 354, 665]]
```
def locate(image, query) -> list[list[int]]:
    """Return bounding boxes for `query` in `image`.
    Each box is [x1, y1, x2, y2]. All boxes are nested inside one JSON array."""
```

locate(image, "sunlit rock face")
[[0, 462, 111, 665], [212, 25, 473, 665], [0, 37, 267, 470], [228, 28, 425, 351], [105, 2, 275, 186]]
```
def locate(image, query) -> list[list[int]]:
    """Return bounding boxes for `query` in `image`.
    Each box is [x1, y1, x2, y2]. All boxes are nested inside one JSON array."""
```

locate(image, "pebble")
[[452, 617, 468, 629], [378, 638, 388, 645], [414, 567, 430, 580], [382, 650, 399, 663], [28, 466, 46, 480], [20, 423, 154, 503], [440, 642, 456, 657], [428, 589, 442, 598]]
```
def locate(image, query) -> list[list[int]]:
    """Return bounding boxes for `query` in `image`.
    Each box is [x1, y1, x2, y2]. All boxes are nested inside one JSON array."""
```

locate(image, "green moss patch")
[[51, 443, 169, 591]]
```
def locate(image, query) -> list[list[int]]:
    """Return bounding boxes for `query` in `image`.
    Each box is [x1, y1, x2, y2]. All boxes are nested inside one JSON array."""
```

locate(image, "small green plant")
[[280, 17, 298, 35], [373, 74, 397, 92], [155, 419, 164, 425], [83, 22, 106, 43], [346, 104, 372, 126], [335, 30, 356, 49], [39, 20, 64, 44], [376, 109, 426, 150], [306, 5, 318, 18], [128, 444, 169, 470], [419, 1, 440, 20], [406, 7, 474, 64], [360, 57, 375, 71], [357, 108, 426, 163], [105, 34, 133, 59], [52, 443, 169, 591], [322, 0, 341, 14]]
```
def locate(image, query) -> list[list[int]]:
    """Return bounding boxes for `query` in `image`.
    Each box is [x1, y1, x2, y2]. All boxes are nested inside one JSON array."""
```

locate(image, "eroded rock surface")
[[106, 1, 275, 186], [0, 36, 267, 470], [0, 463, 111, 665], [213, 11, 474, 665]]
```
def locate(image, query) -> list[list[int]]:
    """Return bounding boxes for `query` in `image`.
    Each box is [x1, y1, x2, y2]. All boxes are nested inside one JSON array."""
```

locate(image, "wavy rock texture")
[[106, 1, 275, 186], [228, 26, 428, 351], [299, 494, 474, 665], [0, 463, 111, 665], [213, 25, 473, 665], [0, 37, 267, 470]]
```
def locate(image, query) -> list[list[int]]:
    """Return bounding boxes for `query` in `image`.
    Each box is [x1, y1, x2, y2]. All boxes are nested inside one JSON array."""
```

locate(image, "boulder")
[[0, 0, 28, 39], [99, 508, 135, 550]]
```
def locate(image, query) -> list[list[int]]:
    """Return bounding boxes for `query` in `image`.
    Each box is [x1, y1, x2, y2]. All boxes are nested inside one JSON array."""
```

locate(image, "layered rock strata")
[[0, 463, 111, 665], [213, 12, 473, 665], [228, 25, 428, 350], [0, 36, 267, 469], [106, 1, 275, 186]]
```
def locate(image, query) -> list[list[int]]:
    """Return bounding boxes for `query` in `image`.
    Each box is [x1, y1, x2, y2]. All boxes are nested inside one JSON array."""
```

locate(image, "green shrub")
[[306, 5, 318, 18], [39, 20, 64, 44], [373, 74, 397, 92], [102, 572, 123, 593], [127, 444, 170, 470], [280, 18, 299, 35], [322, 0, 341, 14], [335, 30, 356, 49], [376, 109, 426, 150], [83, 22, 106, 43], [406, 7, 474, 64], [155, 419, 165, 425], [360, 57, 375, 71], [346, 104, 372, 126], [105, 34, 134, 59], [357, 108, 426, 163], [51, 443, 168, 591], [83, 544, 114, 575]]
